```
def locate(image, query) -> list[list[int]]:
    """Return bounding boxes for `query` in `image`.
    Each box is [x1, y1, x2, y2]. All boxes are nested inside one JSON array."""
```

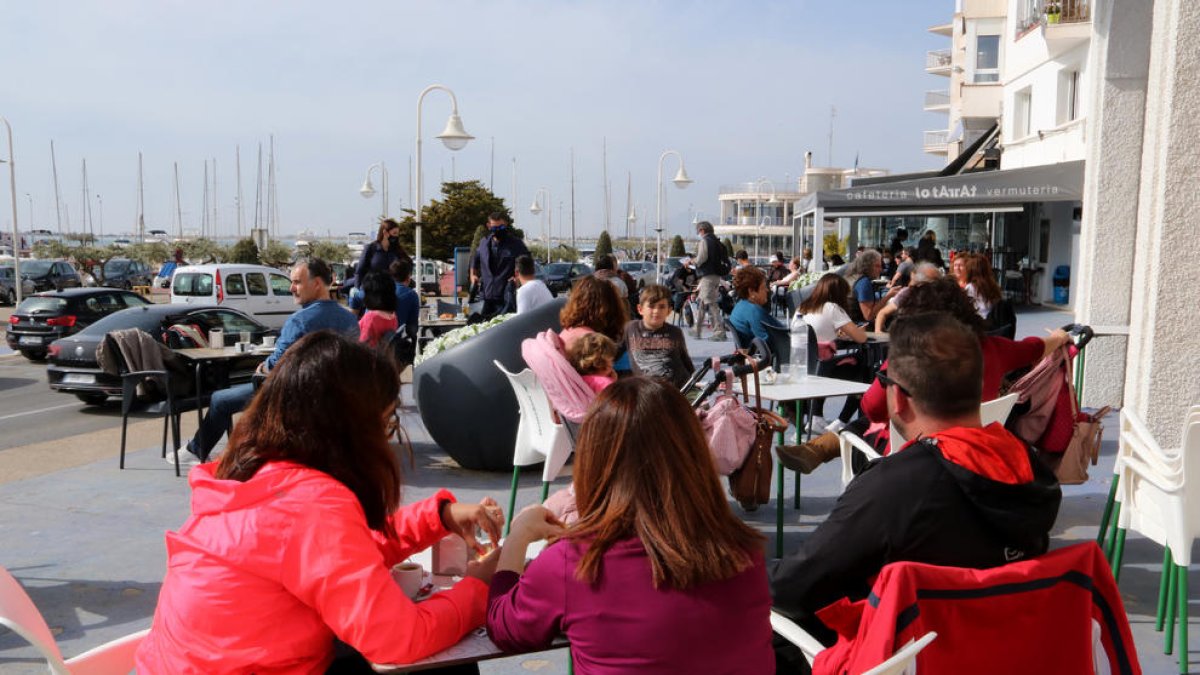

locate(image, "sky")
[[1, 0, 952, 242]]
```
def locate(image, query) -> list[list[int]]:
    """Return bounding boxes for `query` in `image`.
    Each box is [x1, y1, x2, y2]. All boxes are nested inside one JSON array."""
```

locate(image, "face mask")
[[389, 235, 400, 246]]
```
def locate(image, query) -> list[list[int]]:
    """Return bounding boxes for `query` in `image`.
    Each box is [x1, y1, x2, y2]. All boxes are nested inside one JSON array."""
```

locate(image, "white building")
[[925, 0, 1006, 163]]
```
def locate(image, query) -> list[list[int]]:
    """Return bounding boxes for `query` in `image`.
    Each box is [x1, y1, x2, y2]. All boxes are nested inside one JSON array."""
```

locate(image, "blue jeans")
[[191, 382, 255, 460]]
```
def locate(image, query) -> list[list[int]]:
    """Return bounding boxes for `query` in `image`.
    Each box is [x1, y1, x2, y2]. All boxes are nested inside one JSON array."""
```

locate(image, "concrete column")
[[1075, 0, 1152, 408], [1121, 0, 1200, 440]]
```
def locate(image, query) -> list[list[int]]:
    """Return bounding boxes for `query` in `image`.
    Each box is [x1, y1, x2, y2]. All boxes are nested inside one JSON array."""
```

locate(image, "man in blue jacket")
[[470, 212, 529, 318], [176, 258, 359, 464]]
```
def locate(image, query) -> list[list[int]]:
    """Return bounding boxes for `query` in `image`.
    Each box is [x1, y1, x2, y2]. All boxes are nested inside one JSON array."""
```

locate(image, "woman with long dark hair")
[[558, 274, 630, 351], [959, 252, 1003, 319], [487, 377, 774, 673], [792, 272, 867, 429], [137, 332, 504, 674], [355, 218, 410, 287]]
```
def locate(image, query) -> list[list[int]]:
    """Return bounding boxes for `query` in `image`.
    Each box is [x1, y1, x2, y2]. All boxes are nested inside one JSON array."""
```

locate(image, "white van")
[[170, 264, 296, 329]]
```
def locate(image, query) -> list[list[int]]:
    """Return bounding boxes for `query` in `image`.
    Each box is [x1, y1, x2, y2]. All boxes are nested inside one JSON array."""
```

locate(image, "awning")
[[794, 160, 1084, 218]]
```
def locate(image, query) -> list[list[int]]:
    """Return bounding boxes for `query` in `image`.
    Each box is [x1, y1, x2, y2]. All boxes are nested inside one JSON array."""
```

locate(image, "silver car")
[[0, 266, 36, 305], [619, 260, 657, 290]]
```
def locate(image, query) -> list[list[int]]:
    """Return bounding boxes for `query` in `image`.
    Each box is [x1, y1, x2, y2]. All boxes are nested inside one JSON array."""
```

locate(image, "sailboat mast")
[[174, 162, 182, 239], [82, 159, 92, 238], [267, 134, 277, 237], [235, 146, 244, 238], [570, 148, 577, 251], [136, 151, 144, 238], [202, 161, 209, 238], [50, 141, 62, 234], [625, 172, 632, 241], [602, 138, 609, 233], [254, 143, 263, 233], [212, 157, 218, 238]]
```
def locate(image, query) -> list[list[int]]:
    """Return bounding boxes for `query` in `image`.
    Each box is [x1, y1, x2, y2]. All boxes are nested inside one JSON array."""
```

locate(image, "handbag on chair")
[[728, 363, 789, 509]]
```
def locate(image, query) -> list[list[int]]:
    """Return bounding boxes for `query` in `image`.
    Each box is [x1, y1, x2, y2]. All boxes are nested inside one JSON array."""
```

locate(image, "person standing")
[[514, 254, 553, 315], [470, 212, 529, 319], [355, 219, 410, 288], [692, 221, 729, 341]]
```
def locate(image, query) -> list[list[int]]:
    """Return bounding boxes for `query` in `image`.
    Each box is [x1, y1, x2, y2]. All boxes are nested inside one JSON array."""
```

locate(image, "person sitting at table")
[[960, 252, 1004, 320], [514, 254, 553, 315], [137, 332, 505, 674], [668, 256, 698, 317], [786, 273, 866, 434], [769, 312, 1062, 670], [728, 266, 785, 343], [389, 258, 421, 333], [873, 261, 941, 333], [488, 377, 775, 674], [358, 271, 398, 348], [177, 258, 359, 464], [847, 249, 883, 322]]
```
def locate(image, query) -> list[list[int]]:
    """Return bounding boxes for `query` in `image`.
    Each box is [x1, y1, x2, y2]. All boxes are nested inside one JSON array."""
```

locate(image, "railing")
[[924, 89, 950, 109], [926, 49, 952, 71], [1018, 0, 1091, 33], [718, 180, 799, 196], [924, 130, 950, 148]]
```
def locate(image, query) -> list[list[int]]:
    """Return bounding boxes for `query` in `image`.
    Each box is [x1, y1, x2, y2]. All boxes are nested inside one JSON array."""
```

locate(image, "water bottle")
[[790, 335, 808, 380]]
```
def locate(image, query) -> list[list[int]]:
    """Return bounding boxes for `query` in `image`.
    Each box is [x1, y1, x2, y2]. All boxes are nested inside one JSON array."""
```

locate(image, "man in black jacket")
[[770, 312, 1061, 666]]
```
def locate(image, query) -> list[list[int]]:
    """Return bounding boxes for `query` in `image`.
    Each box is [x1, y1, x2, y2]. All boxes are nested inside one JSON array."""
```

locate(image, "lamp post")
[[1, 116, 20, 304], [414, 84, 473, 297], [629, 208, 641, 260], [359, 161, 388, 219], [529, 187, 551, 263], [753, 178, 777, 262], [655, 150, 692, 280]]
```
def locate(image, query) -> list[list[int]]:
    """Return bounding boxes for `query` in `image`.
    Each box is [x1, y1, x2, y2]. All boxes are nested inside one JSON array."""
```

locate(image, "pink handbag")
[[697, 370, 759, 475]]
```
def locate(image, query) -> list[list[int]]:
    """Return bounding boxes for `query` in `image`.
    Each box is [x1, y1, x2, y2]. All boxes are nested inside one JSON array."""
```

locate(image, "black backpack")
[[708, 235, 732, 276]]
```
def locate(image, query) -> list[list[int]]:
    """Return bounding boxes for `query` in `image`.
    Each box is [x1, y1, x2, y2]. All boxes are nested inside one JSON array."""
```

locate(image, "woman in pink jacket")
[[136, 331, 504, 674]]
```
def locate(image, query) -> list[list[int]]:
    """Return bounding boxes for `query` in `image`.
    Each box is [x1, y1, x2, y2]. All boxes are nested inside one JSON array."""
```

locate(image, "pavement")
[[0, 303, 1195, 673]]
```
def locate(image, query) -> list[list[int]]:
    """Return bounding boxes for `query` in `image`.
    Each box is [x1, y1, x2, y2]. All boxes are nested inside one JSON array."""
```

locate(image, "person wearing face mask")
[[470, 211, 530, 318], [354, 218, 411, 289]]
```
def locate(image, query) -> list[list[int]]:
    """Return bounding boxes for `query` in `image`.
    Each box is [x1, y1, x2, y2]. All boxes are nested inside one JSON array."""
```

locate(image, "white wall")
[[1001, 41, 1090, 168]]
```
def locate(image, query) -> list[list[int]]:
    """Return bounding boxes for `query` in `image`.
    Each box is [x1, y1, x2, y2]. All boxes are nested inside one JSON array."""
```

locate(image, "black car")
[[47, 304, 275, 405], [20, 259, 82, 292], [6, 288, 151, 361], [543, 262, 593, 294], [100, 258, 154, 289]]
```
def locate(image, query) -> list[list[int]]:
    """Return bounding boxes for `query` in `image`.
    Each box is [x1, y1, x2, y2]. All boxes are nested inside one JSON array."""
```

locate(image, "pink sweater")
[[487, 537, 775, 674]]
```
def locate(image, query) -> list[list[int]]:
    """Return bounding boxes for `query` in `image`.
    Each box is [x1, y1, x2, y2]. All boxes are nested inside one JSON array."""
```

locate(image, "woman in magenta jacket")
[[136, 332, 504, 674], [487, 377, 775, 674]]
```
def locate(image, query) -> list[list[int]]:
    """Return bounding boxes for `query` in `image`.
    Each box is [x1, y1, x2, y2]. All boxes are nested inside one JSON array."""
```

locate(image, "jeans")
[[191, 382, 255, 460]]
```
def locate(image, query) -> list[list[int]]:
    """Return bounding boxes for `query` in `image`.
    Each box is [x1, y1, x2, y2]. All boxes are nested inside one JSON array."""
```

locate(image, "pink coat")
[[520, 330, 596, 423], [136, 462, 487, 674]]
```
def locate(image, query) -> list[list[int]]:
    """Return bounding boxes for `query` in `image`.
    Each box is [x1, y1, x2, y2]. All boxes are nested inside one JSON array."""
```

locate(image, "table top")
[[735, 373, 870, 402], [864, 332, 890, 342], [420, 318, 468, 328], [175, 346, 271, 360]]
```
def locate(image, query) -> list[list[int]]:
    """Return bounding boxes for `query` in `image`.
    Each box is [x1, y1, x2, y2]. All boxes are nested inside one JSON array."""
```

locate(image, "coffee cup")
[[391, 561, 424, 598], [262, 335, 276, 348], [208, 328, 224, 348]]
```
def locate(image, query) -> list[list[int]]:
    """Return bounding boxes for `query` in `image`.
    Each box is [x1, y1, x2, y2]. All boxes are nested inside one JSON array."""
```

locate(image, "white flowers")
[[415, 313, 516, 366], [788, 272, 824, 292]]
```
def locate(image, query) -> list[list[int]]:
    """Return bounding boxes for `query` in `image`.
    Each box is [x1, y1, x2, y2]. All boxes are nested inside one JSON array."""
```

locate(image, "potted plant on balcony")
[[1044, 1, 1062, 23]]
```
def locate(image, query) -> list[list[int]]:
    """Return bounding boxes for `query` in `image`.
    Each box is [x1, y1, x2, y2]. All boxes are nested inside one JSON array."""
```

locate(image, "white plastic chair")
[[837, 394, 1020, 488], [494, 360, 573, 536], [770, 609, 936, 673], [0, 566, 149, 675], [1110, 411, 1198, 670]]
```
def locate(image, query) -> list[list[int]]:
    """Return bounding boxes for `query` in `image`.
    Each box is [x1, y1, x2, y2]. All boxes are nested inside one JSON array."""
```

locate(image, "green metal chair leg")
[[1105, 502, 1122, 562], [540, 480, 550, 503], [1110, 528, 1127, 583], [793, 401, 802, 510], [1097, 475, 1119, 546], [1165, 560, 1178, 655], [775, 455, 784, 559], [1176, 564, 1188, 674], [568, 646, 574, 674], [505, 466, 520, 537], [1156, 548, 1173, 631]]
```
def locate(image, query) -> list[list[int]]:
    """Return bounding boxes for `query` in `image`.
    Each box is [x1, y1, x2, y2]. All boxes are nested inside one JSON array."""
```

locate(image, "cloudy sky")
[[2, 1, 950, 241]]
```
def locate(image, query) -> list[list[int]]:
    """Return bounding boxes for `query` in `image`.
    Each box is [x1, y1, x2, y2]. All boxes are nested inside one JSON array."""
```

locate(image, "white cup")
[[779, 364, 793, 383], [239, 330, 252, 345], [391, 562, 424, 599], [208, 328, 224, 348], [262, 335, 276, 348]]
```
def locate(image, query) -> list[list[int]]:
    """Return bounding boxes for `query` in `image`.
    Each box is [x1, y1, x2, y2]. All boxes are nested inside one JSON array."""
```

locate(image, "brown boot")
[[776, 431, 841, 474]]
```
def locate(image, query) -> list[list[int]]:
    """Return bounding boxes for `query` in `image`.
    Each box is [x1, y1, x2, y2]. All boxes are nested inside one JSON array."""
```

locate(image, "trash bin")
[[1052, 265, 1070, 304]]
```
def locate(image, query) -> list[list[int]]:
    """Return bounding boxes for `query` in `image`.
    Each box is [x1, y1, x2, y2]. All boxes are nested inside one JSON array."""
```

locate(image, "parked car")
[[6, 288, 151, 361], [171, 263, 295, 329], [0, 266, 36, 305], [46, 304, 274, 405], [542, 262, 593, 294], [619, 261, 656, 290], [99, 258, 155, 289], [658, 256, 685, 286], [20, 259, 82, 292]]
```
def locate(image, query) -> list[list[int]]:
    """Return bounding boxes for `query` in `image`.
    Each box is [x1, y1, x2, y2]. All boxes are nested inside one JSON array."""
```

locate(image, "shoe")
[[804, 415, 830, 435], [737, 499, 760, 513], [164, 450, 202, 468], [825, 419, 847, 435], [776, 431, 842, 474]]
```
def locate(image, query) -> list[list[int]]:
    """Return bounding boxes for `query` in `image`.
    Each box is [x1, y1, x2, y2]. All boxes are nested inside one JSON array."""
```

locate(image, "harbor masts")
[[50, 141, 62, 234]]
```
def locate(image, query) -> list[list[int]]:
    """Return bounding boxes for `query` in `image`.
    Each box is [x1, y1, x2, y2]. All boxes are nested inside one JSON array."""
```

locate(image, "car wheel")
[[21, 350, 47, 362], [75, 392, 109, 406]]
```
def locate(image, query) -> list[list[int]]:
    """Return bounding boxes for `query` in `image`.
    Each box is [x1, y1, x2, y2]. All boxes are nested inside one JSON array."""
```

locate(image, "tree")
[[180, 238, 225, 264], [307, 240, 351, 265], [594, 230, 613, 260], [393, 180, 510, 261], [823, 233, 848, 258], [669, 234, 685, 257], [124, 242, 171, 267], [228, 238, 260, 264], [722, 237, 735, 257], [467, 225, 488, 257], [259, 240, 293, 268]]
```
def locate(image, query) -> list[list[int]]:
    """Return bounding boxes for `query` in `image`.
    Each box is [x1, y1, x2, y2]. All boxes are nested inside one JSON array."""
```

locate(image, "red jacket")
[[812, 543, 1140, 675], [136, 462, 487, 674]]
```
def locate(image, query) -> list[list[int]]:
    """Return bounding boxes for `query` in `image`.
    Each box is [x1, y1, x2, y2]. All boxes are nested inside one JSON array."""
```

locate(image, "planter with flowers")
[[1044, 2, 1062, 23]]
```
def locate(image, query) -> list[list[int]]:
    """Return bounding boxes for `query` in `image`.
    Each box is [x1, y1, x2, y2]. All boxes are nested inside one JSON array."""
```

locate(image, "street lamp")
[[753, 178, 777, 263], [529, 187, 552, 263], [1, 116, 20, 304], [629, 208, 642, 260], [656, 150, 692, 279], [414, 84, 473, 297], [359, 161, 388, 219], [756, 215, 772, 261]]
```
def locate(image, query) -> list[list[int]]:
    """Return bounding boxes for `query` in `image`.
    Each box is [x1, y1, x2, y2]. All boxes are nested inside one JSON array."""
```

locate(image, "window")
[[1013, 87, 1033, 140], [1058, 69, 1081, 124], [208, 310, 262, 334], [119, 292, 151, 308], [974, 35, 1000, 83], [246, 273, 268, 296], [92, 293, 124, 314], [270, 273, 291, 296], [173, 273, 213, 297], [224, 273, 246, 295]]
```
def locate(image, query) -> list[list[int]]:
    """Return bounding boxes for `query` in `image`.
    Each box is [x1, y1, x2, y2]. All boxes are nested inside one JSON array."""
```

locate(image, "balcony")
[[924, 89, 951, 112], [927, 21, 953, 37], [925, 48, 953, 75], [923, 130, 950, 154], [1017, 0, 1091, 34]]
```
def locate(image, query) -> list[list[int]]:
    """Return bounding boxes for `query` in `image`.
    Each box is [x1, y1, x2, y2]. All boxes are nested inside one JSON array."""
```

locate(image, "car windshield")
[[545, 263, 572, 274], [21, 260, 53, 276], [173, 273, 214, 296], [104, 260, 130, 274], [16, 296, 68, 314], [81, 307, 165, 335]]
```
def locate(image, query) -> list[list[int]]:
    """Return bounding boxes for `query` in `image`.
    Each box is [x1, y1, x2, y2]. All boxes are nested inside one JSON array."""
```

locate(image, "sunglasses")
[[875, 371, 912, 398]]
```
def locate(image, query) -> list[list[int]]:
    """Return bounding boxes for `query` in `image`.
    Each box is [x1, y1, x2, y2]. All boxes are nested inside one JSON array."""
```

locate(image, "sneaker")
[[804, 415, 830, 435], [164, 450, 202, 468]]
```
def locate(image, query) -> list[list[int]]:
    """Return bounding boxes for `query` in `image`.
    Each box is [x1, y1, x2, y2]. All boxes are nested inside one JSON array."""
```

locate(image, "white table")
[[735, 374, 871, 557]]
